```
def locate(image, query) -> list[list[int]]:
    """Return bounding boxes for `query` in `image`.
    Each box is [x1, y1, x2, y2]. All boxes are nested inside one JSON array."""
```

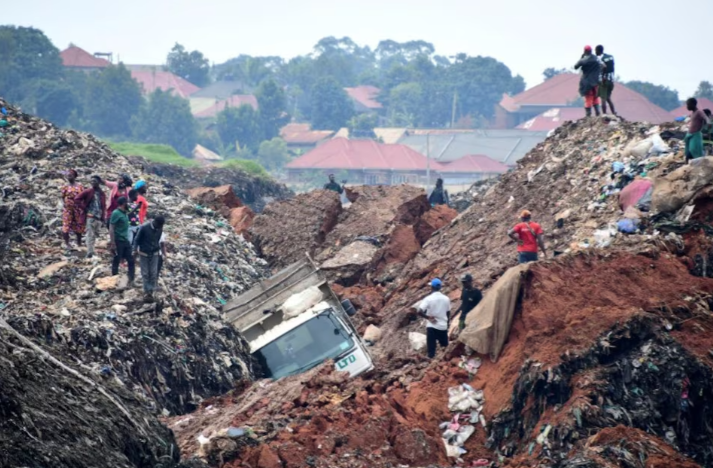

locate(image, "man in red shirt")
[[508, 210, 547, 264]]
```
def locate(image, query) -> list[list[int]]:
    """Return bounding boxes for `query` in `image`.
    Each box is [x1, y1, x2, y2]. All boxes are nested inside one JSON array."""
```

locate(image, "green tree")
[[256, 137, 290, 171], [130, 89, 198, 156], [625, 80, 680, 111], [348, 113, 377, 139], [0, 26, 63, 102], [166, 43, 210, 87], [695, 81, 713, 101], [85, 63, 143, 137], [543, 68, 568, 80], [216, 104, 262, 152], [255, 79, 289, 140], [310, 77, 354, 130], [387, 82, 422, 126], [24, 79, 80, 127]]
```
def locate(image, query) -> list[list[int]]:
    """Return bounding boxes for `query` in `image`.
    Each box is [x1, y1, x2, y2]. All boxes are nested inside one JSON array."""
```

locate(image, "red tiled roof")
[[280, 123, 334, 144], [193, 95, 258, 118], [670, 98, 713, 118], [503, 73, 674, 125], [517, 108, 586, 131], [344, 86, 383, 109], [286, 138, 442, 171], [131, 70, 201, 99], [60, 45, 110, 68], [440, 154, 510, 173]]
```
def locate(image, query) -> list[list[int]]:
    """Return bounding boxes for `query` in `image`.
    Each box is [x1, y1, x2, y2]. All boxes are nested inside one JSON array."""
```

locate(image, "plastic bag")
[[282, 286, 323, 319], [409, 332, 427, 352], [648, 134, 671, 155]]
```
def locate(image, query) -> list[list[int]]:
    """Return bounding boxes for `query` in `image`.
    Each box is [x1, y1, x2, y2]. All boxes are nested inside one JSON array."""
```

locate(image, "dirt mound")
[[0, 97, 267, 416], [130, 157, 293, 213], [187, 185, 244, 216], [229, 206, 256, 236], [249, 190, 343, 268], [414, 204, 458, 244]]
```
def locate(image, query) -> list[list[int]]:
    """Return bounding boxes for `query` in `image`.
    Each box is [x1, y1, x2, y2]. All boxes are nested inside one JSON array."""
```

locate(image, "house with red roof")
[[670, 98, 713, 118], [344, 86, 383, 114], [192, 95, 258, 119], [127, 66, 201, 99], [286, 137, 507, 186], [60, 45, 111, 71], [279, 123, 334, 152], [493, 73, 674, 130]]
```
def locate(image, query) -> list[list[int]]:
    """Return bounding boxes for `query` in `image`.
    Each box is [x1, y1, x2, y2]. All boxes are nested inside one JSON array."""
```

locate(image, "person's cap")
[[431, 278, 442, 288], [584, 45, 592, 52], [460, 273, 473, 283], [520, 209, 532, 218]]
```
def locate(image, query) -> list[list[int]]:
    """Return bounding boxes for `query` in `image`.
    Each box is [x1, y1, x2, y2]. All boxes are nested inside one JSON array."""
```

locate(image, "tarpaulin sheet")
[[457, 263, 530, 362], [619, 179, 653, 211]]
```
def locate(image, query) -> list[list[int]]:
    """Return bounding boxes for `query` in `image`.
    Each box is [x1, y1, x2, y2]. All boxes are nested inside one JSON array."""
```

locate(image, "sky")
[[6, 0, 712, 97]]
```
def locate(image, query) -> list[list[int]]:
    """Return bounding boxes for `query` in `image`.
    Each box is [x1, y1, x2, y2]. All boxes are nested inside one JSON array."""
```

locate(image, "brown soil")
[[414, 204, 458, 244], [186, 185, 244, 217], [229, 206, 255, 236]]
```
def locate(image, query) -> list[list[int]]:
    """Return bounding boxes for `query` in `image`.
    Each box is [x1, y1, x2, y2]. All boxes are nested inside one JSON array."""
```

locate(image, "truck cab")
[[223, 260, 373, 380]]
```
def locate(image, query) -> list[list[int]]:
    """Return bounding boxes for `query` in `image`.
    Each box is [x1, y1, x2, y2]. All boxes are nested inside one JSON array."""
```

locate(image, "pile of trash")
[[450, 178, 500, 213], [0, 97, 269, 415], [129, 156, 293, 213]]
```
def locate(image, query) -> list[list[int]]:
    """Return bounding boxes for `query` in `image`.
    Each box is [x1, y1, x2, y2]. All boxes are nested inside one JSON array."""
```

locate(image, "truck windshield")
[[253, 312, 354, 380]]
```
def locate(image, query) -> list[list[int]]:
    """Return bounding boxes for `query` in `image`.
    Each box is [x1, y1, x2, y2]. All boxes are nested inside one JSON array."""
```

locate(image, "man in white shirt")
[[417, 278, 452, 358]]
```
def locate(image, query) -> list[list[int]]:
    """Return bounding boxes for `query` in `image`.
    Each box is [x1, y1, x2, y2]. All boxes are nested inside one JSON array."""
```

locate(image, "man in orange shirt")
[[133, 180, 149, 223], [508, 210, 547, 264]]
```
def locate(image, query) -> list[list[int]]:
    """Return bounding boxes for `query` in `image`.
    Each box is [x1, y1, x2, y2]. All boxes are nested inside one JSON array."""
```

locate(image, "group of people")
[[575, 44, 616, 117], [60, 171, 167, 302], [415, 209, 546, 358]]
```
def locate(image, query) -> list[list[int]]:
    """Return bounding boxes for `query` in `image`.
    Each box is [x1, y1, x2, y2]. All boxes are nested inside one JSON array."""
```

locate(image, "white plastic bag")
[[408, 332, 427, 352], [363, 325, 382, 342], [281, 286, 323, 319]]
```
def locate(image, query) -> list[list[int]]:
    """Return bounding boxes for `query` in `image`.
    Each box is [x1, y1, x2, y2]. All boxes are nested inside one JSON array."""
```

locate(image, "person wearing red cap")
[[574, 45, 603, 117], [508, 210, 546, 264]]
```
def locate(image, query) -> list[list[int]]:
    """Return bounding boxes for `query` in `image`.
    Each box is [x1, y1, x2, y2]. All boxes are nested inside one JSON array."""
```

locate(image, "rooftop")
[[517, 108, 586, 132], [130, 69, 201, 99], [670, 98, 713, 118], [441, 154, 510, 173], [193, 95, 258, 119], [60, 45, 110, 69], [280, 123, 334, 145], [344, 85, 383, 110]]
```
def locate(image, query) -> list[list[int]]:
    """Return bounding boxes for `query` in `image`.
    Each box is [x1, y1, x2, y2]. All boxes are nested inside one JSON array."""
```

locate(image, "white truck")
[[223, 259, 374, 380]]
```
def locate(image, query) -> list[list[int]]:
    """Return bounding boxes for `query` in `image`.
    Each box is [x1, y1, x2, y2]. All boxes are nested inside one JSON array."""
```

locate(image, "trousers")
[[518, 251, 538, 264], [140, 254, 159, 293], [85, 217, 102, 256], [111, 240, 135, 282], [426, 327, 448, 358]]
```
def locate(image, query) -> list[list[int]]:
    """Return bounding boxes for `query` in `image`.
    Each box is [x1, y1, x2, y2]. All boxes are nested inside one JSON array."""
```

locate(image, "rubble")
[[186, 185, 256, 236], [0, 97, 269, 415], [129, 156, 293, 213]]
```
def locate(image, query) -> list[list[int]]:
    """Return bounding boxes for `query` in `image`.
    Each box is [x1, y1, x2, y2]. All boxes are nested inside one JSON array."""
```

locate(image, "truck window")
[[253, 313, 354, 380]]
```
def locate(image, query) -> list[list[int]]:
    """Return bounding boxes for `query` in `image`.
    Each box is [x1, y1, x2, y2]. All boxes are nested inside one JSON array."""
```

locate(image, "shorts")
[[518, 251, 538, 264], [599, 81, 614, 100], [584, 87, 601, 108]]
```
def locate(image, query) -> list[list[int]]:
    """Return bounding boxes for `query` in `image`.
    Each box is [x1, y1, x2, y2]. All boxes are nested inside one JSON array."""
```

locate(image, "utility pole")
[[426, 133, 430, 188], [451, 91, 458, 128]]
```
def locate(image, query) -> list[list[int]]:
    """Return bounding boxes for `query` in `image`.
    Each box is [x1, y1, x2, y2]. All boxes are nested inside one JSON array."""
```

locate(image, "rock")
[[363, 324, 382, 342], [38, 260, 68, 279]]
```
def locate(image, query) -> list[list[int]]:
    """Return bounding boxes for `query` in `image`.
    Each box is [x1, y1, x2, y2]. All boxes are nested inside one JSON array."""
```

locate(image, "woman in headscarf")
[[61, 169, 85, 249]]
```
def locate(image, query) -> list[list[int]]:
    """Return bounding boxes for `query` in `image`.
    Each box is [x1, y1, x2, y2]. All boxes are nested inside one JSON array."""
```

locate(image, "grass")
[[107, 141, 199, 167], [219, 159, 269, 178]]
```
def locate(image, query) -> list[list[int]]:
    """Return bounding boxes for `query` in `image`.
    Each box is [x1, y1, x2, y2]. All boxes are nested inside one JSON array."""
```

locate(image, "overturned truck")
[[223, 260, 373, 380]]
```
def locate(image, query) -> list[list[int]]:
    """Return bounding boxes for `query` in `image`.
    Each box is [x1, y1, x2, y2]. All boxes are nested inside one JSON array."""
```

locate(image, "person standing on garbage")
[[75, 175, 106, 258], [416, 278, 452, 358], [428, 178, 450, 206], [127, 189, 143, 245], [455, 273, 483, 332], [324, 174, 345, 194], [60, 169, 85, 250], [595, 45, 616, 115], [574, 45, 603, 117], [685, 98, 709, 161], [109, 196, 135, 285], [133, 180, 149, 223], [133, 215, 165, 302], [104, 174, 132, 224], [508, 210, 547, 264]]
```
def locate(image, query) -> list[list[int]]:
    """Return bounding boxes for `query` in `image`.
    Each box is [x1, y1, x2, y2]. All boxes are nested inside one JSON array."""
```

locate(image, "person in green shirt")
[[109, 196, 135, 284]]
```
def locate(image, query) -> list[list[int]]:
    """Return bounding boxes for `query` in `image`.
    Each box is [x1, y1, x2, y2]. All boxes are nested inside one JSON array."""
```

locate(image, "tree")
[[84, 64, 143, 137], [309, 77, 354, 130], [510, 74, 526, 95], [130, 89, 198, 156], [0, 26, 63, 102], [624, 81, 680, 111], [256, 137, 290, 171], [166, 43, 210, 87], [348, 113, 377, 139], [216, 104, 262, 152], [255, 79, 289, 140], [387, 82, 422, 127], [695, 81, 713, 101], [24, 79, 80, 127], [543, 68, 568, 81]]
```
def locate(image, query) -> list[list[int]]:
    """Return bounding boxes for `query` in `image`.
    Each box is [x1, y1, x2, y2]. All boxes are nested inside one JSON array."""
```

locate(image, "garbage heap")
[[0, 97, 269, 416], [250, 185, 457, 284], [130, 156, 293, 213]]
